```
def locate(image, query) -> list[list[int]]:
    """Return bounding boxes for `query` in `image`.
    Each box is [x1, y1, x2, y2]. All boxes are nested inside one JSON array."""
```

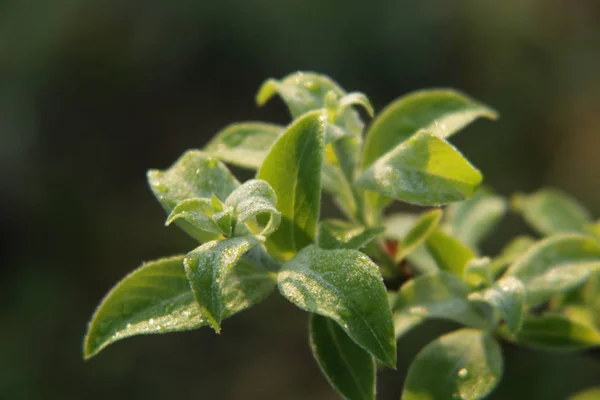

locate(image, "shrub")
[[84, 72, 600, 400]]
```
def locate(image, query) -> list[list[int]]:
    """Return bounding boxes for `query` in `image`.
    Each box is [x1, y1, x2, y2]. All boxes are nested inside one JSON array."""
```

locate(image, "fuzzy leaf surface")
[[257, 111, 325, 260], [256, 71, 364, 134], [203, 122, 284, 169], [184, 237, 276, 332], [362, 89, 497, 172], [278, 245, 396, 367], [147, 151, 239, 241], [84, 256, 206, 358], [357, 131, 482, 207], [402, 329, 503, 400]]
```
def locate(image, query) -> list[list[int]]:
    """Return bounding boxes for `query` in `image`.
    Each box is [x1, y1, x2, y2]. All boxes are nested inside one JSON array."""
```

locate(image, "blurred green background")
[[2, 0, 600, 399]]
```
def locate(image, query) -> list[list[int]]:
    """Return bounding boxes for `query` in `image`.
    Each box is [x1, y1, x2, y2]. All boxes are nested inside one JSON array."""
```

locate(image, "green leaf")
[[472, 277, 526, 334], [393, 272, 492, 330], [203, 122, 284, 169], [147, 151, 239, 242], [426, 229, 476, 276], [504, 234, 600, 306], [257, 111, 326, 260], [402, 329, 503, 400], [256, 72, 366, 223], [499, 313, 600, 351], [356, 131, 483, 207], [184, 237, 276, 332], [512, 188, 592, 236], [256, 71, 364, 134], [317, 220, 384, 250], [166, 198, 223, 236], [84, 256, 207, 359], [569, 387, 600, 400], [225, 179, 281, 238], [395, 209, 442, 262], [463, 257, 494, 288], [362, 89, 497, 173], [278, 245, 396, 367], [338, 92, 374, 118], [310, 314, 376, 400], [446, 188, 507, 249], [384, 213, 438, 274], [490, 236, 536, 276]]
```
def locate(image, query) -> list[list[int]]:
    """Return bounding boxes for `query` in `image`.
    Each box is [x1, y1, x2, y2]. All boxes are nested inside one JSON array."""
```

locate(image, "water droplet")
[[458, 368, 469, 379], [184, 253, 199, 269], [148, 318, 155, 325], [125, 323, 132, 329]]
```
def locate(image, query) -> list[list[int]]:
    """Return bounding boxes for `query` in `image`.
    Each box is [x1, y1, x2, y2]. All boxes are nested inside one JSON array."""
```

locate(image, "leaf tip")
[[256, 79, 277, 106]]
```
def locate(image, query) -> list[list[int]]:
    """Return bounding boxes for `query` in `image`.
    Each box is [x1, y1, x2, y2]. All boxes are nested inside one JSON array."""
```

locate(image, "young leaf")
[[356, 131, 483, 207], [317, 220, 384, 250], [499, 313, 600, 351], [166, 198, 223, 236], [225, 179, 281, 238], [384, 213, 438, 274], [184, 237, 276, 332], [147, 151, 239, 242], [257, 111, 326, 260], [426, 229, 476, 276], [395, 209, 442, 262], [337, 92, 375, 118], [203, 122, 284, 169], [278, 245, 396, 367], [446, 188, 507, 249], [256, 71, 364, 134], [512, 188, 592, 236], [362, 89, 497, 173], [84, 256, 208, 359], [310, 314, 376, 400], [402, 329, 503, 400], [504, 234, 600, 306], [472, 277, 526, 334], [393, 272, 492, 330]]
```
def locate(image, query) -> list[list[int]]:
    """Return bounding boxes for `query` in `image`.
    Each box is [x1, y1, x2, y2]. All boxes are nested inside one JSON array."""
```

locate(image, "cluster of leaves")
[[84, 72, 600, 400]]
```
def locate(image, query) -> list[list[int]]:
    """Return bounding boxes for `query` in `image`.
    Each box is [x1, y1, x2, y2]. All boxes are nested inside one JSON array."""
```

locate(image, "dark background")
[[2, 1, 600, 399]]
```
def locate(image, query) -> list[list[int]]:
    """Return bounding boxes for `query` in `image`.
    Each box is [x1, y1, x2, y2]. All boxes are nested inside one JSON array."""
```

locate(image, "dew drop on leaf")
[[458, 368, 469, 379], [148, 318, 155, 325], [184, 254, 199, 270]]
